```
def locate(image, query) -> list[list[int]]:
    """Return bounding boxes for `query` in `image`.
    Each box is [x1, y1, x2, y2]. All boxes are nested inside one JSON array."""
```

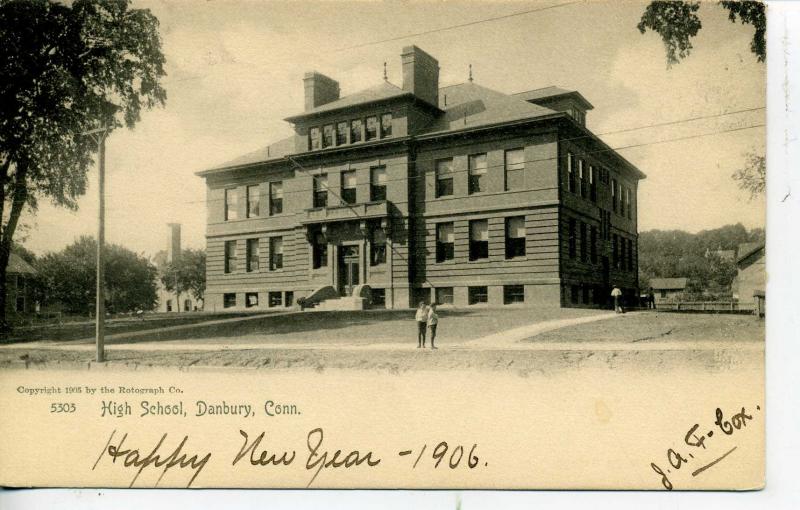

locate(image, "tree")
[[637, 1, 766, 67], [159, 248, 206, 310], [36, 236, 158, 314], [0, 0, 166, 329], [732, 152, 766, 199]]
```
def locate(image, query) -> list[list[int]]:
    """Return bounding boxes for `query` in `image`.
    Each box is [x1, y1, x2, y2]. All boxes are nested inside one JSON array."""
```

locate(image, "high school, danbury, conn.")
[[196, 46, 644, 311]]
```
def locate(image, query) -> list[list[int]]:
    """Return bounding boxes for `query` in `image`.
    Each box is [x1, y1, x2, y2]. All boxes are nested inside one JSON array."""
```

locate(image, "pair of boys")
[[415, 302, 439, 349]]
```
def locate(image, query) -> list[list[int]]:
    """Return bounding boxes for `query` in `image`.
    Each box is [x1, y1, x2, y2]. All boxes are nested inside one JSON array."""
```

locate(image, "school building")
[[196, 46, 644, 311]]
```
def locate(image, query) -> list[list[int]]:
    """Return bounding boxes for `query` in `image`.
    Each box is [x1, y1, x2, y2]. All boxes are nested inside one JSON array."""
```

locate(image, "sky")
[[20, 0, 766, 257]]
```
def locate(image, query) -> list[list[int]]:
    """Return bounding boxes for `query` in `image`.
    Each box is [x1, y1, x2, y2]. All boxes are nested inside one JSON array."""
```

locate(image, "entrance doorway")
[[337, 244, 360, 296]]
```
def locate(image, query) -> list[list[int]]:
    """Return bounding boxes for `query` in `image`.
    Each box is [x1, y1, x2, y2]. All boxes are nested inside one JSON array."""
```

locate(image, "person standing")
[[648, 288, 656, 309], [415, 301, 428, 348], [611, 286, 623, 313], [427, 302, 439, 349]]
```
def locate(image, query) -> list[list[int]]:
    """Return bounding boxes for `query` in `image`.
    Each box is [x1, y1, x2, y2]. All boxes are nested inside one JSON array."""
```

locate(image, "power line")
[[337, 1, 581, 51]]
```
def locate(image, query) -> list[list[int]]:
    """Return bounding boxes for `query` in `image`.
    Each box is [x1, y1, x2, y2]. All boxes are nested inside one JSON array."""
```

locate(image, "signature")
[[93, 430, 211, 488]]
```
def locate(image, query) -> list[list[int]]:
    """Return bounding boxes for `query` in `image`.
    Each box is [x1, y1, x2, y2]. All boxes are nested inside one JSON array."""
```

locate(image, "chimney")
[[303, 72, 340, 111], [166, 223, 181, 264], [401, 45, 439, 107]]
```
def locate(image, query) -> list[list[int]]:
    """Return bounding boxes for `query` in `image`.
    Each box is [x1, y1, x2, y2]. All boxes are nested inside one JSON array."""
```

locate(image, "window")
[[568, 218, 576, 259], [309, 127, 321, 150], [371, 227, 386, 265], [628, 239, 634, 271], [336, 122, 348, 145], [246, 238, 259, 272], [350, 119, 362, 143], [578, 159, 587, 198], [661, 289, 667, 299], [269, 181, 283, 215], [246, 185, 260, 218], [582, 286, 590, 304], [166, 299, 172, 312], [371, 288, 386, 308], [505, 216, 526, 259], [245, 292, 258, 308], [590, 225, 598, 263], [270, 237, 283, 270], [224, 188, 238, 221], [341, 171, 357, 204], [313, 174, 328, 208], [322, 124, 334, 148], [617, 182, 624, 216], [268, 292, 282, 307], [224, 240, 237, 273], [589, 166, 597, 202], [435, 158, 453, 197], [436, 223, 454, 262], [380, 113, 392, 138], [504, 285, 525, 304], [184, 299, 191, 312], [285, 291, 294, 307], [435, 287, 454, 305], [370, 166, 387, 201], [567, 153, 576, 193], [468, 153, 487, 194], [626, 188, 632, 219], [468, 286, 488, 305], [223, 293, 236, 308], [620, 236, 626, 270], [612, 234, 619, 269], [505, 148, 525, 191], [312, 233, 327, 269], [580, 221, 587, 262], [570, 285, 579, 304], [469, 219, 489, 261], [365, 116, 378, 141], [611, 178, 618, 213]]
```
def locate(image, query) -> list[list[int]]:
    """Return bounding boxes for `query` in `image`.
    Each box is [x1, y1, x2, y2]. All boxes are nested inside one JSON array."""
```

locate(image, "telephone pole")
[[95, 124, 107, 362]]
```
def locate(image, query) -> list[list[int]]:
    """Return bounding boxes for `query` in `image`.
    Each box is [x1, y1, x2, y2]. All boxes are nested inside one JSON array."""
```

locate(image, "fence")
[[656, 301, 755, 314]]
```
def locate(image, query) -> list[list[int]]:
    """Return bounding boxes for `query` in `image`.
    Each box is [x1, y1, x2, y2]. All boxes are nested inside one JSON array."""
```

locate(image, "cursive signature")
[[93, 429, 211, 487]]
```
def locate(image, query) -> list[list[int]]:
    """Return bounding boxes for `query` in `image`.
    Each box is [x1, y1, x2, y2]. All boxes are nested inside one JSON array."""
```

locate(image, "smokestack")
[[303, 72, 340, 111], [166, 223, 181, 264], [401, 45, 439, 107]]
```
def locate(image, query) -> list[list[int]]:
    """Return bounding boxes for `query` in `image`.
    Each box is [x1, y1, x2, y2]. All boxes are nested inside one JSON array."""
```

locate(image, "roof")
[[650, 278, 688, 290], [201, 136, 295, 174], [285, 81, 412, 120], [513, 86, 594, 110], [8, 253, 35, 275], [737, 242, 765, 264]]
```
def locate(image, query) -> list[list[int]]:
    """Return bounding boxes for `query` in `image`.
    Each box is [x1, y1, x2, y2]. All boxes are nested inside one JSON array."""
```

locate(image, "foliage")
[[158, 248, 206, 303], [36, 236, 157, 314], [0, 0, 166, 328], [638, 223, 764, 298], [637, 1, 765, 67], [732, 152, 766, 199]]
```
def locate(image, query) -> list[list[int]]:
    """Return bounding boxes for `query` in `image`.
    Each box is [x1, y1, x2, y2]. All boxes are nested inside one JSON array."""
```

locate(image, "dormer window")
[[309, 127, 321, 150], [365, 116, 378, 141], [380, 113, 392, 138], [322, 124, 334, 148]]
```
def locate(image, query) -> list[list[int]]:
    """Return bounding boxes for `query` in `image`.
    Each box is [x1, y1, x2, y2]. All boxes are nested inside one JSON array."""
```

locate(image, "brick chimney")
[[166, 223, 181, 264], [401, 46, 439, 107], [303, 72, 340, 111]]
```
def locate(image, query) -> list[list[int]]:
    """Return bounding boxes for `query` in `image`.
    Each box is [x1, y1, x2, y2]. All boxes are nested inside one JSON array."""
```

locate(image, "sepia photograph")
[[0, 0, 780, 493]]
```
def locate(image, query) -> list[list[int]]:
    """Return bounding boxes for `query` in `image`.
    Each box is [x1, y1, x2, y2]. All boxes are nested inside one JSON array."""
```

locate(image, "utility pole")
[[95, 123, 108, 362]]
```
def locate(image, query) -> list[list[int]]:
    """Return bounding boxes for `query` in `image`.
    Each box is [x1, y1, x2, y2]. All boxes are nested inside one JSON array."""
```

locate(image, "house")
[[704, 247, 735, 262], [196, 46, 644, 311], [5, 253, 37, 316], [650, 277, 688, 304], [732, 242, 765, 313], [155, 224, 203, 313]]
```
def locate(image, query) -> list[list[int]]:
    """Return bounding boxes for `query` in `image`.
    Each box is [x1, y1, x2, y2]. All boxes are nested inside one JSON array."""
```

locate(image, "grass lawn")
[[3, 311, 267, 344], [104, 305, 603, 345], [524, 311, 765, 344]]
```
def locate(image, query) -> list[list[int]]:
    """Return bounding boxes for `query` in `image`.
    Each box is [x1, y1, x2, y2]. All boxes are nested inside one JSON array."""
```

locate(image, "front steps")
[[311, 296, 366, 311]]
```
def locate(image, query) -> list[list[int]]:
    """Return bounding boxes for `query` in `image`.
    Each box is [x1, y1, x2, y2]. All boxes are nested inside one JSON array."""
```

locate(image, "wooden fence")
[[656, 301, 755, 313]]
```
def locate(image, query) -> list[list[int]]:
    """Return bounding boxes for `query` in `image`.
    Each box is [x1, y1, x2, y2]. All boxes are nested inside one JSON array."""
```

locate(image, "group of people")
[[414, 302, 439, 349]]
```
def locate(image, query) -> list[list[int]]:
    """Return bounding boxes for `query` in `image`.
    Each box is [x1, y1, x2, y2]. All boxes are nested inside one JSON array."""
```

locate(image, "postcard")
[[0, 0, 767, 490]]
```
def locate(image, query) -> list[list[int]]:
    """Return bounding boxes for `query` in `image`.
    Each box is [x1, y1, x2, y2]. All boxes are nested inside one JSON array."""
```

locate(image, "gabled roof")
[[736, 242, 765, 264], [419, 82, 558, 136], [285, 81, 413, 121], [513, 86, 594, 110], [8, 253, 35, 275], [650, 277, 688, 290]]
